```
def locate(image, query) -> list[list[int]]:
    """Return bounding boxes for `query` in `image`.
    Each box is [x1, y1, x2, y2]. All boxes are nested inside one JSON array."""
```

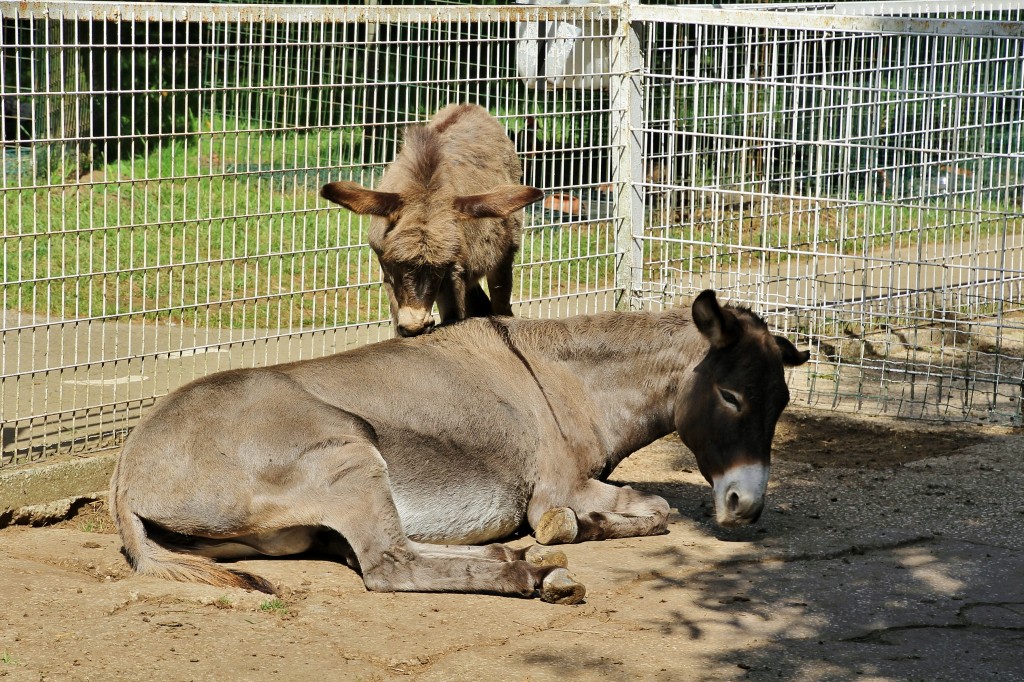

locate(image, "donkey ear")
[[321, 181, 402, 217], [691, 289, 740, 348], [453, 185, 544, 219], [775, 335, 811, 366]]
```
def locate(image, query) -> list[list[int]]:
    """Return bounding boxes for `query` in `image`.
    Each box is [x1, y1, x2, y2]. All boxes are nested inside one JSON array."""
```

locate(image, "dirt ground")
[[2, 406, 1023, 682]]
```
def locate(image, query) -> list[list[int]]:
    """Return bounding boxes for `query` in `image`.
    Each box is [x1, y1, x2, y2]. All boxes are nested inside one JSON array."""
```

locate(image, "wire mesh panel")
[[0, 2, 624, 467], [3, 1, 1023, 470], [634, 2, 1024, 424]]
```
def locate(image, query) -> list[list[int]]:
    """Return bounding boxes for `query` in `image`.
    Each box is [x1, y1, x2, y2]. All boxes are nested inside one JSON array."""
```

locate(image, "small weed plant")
[[259, 598, 287, 614]]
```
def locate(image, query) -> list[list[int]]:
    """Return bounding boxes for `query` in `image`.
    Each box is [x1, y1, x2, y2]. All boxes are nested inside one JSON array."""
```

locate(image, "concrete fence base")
[[0, 453, 116, 527]]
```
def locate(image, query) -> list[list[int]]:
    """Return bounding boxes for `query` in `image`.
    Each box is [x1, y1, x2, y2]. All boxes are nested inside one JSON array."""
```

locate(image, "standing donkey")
[[321, 103, 543, 337], [109, 290, 809, 604]]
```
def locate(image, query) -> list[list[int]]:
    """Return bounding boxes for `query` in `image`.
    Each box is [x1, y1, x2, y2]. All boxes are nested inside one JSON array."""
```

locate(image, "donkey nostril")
[[726, 491, 741, 514]]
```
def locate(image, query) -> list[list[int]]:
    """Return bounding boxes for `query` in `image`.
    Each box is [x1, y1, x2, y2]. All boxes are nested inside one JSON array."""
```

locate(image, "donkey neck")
[[507, 309, 709, 466]]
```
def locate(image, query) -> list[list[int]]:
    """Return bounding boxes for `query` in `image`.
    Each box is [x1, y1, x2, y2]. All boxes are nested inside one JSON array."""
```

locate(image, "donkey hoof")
[[540, 568, 586, 605], [524, 544, 569, 569], [535, 507, 579, 545]]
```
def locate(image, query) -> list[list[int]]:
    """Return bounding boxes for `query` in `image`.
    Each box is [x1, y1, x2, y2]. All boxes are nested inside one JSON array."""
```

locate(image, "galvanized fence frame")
[[2, 1, 1023, 469]]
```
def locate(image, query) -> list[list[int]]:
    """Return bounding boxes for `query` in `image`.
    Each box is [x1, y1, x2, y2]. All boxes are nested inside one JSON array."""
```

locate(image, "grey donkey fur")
[[109, 290, 808, 603]]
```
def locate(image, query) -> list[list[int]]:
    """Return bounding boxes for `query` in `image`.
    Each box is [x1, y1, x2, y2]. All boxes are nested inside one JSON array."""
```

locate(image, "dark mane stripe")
[[729, 304, 770, 329], [488, 318, 567, 440], [430, 104, 471, 134], [403, 126, 443, 190]]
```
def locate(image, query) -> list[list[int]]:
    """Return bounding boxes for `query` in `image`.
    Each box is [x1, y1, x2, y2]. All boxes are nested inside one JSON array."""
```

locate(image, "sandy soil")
[[1, 406, 1021, 682]]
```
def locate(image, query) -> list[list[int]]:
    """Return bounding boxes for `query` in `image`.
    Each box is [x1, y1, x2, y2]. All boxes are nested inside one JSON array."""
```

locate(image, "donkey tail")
[[109, 485, 276, 595]]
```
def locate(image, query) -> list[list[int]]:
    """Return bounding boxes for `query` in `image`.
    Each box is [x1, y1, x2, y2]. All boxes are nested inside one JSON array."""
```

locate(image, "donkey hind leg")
[[316, 440, 584, 604], [531, 480, 670, 546], [157, 527, 318, 561]]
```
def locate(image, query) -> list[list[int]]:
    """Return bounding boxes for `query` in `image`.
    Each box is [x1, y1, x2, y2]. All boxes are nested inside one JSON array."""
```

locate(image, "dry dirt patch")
[[772, 408, 991, 469]]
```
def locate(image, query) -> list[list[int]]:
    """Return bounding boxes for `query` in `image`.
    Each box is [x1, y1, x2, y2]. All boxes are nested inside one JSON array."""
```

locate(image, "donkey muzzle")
[[712, 462, 769, 527], [396, 307, 436, 337]]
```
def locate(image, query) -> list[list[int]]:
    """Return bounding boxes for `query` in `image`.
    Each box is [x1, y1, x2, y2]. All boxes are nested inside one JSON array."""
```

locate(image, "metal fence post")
[[607, 0, 644, 311], [38, 18, 90, 183]]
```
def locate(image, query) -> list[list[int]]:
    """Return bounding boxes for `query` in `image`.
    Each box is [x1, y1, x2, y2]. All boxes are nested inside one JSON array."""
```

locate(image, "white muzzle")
[[712, 462, 769, 527]]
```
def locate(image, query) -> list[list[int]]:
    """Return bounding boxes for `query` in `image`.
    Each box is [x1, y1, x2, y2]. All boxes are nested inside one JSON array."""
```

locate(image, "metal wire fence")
[[633, 2, 1024, 424], [1, 1, 1022, 468]]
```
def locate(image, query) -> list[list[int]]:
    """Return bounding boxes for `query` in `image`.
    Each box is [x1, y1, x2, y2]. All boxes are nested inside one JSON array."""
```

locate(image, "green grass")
[[10, 115, 1016, 329], [259, 598, 287, 614], [2, 180, 383, 329], [2, 118, 618, 328], [641, 195, 1023, 284], [3, 118, 386, 328]]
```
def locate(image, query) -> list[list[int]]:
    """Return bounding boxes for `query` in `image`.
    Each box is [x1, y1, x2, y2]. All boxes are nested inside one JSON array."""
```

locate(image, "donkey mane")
[[458, 308, 695, 364], [402, 126, 445, 192], [472, 302, 774, 364], [728, 304, 764, 323]]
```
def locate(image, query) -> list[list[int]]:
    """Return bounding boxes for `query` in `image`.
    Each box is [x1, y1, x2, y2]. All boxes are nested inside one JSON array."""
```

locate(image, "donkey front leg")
[[529, 479, 671, 545], [464, 285, 493, 318], [316, 440, 585, 604], [485, 252, 516, 317]]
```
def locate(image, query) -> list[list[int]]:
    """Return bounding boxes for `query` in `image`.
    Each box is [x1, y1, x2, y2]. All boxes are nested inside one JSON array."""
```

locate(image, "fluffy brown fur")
[[321, 103, 543, 337]]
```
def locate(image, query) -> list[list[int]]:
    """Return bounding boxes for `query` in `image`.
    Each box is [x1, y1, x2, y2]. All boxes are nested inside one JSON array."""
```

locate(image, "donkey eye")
[[719, 389, 742, 410]]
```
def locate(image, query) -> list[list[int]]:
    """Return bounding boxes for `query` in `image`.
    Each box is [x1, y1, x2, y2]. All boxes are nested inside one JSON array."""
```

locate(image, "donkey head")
[[321, 181, 543, 337], [675, 290, 810, 527]]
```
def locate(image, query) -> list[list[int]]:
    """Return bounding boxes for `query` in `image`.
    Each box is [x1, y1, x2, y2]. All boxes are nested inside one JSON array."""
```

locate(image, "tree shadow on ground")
[[518, 411, 1021, 681]]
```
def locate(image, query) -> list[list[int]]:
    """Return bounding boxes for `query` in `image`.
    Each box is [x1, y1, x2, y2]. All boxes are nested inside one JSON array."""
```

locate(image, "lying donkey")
[[109, 290, 808, 603], [321, 103, 543, 337]]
